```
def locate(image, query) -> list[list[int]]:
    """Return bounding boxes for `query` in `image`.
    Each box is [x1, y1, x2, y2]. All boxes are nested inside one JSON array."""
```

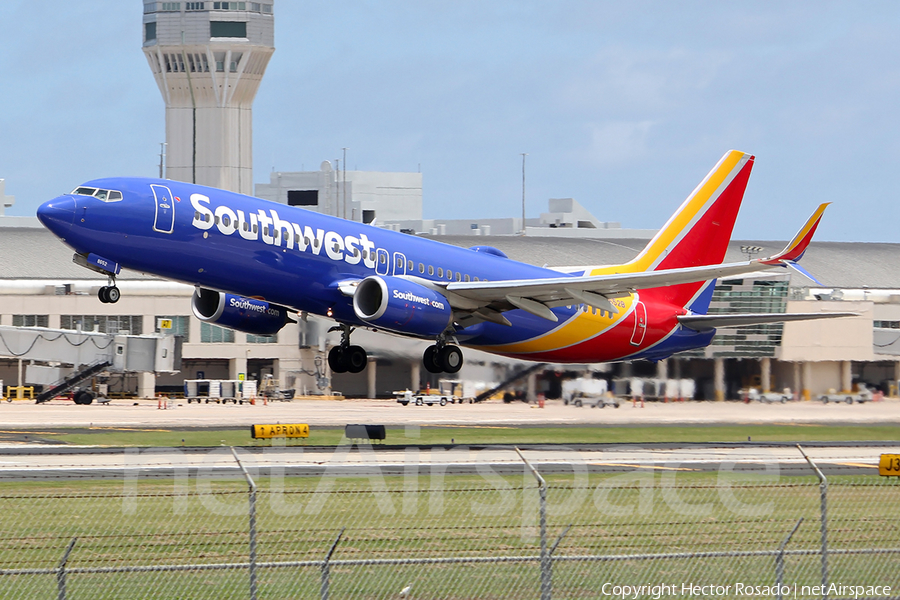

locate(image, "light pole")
[[158, 142, 167, 179], [342, 147, 348, 220], [521, 153, 528, 235]]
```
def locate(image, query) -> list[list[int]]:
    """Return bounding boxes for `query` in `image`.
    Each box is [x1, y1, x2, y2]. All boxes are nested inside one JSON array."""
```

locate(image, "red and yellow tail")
[[630, 149, 754, 272], [588, 150, 755, 306]]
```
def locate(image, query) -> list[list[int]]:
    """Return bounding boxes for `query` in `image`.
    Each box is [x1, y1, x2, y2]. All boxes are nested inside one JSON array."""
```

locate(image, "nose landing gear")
[[327, 324, 368, 374], [98, 276, 120, 304]]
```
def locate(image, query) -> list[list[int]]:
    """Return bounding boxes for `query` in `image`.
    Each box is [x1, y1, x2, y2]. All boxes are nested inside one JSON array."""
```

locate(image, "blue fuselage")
[[37, 177, 714, 361]]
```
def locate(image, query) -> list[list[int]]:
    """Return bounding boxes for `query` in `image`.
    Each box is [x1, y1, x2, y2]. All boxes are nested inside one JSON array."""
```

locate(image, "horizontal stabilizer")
[[678, 311, 857, 332]]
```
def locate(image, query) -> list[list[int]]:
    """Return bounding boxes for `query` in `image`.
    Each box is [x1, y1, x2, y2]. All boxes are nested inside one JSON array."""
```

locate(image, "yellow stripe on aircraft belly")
[[480, 295, 636, 354]]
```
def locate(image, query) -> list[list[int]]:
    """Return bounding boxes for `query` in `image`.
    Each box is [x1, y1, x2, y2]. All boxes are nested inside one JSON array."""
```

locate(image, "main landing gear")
[[98, 276, 120, 304], [423, 341, 463, 374], [328, 324, 368, 374]]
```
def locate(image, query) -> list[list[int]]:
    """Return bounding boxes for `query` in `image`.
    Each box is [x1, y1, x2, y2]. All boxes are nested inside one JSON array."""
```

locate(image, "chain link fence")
[[0, 447, 898, 599]]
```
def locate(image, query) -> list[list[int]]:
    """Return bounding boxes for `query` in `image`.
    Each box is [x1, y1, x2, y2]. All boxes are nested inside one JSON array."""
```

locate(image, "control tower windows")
[[145, 22, 156, 41], [210, 21, 247, 38]]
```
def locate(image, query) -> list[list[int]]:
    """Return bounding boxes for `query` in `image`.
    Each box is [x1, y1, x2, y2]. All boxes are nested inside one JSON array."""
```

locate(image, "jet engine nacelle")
[[353, 276, 452, 337], [191, 288, 290, 336]]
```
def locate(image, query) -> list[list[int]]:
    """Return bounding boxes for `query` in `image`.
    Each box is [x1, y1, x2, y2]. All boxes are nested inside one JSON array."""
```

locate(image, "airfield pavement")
[[1, 396, 899, 428]]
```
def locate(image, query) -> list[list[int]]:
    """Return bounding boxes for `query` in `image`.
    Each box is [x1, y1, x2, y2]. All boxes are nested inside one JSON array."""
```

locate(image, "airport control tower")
[[141, 1, 274, 194]]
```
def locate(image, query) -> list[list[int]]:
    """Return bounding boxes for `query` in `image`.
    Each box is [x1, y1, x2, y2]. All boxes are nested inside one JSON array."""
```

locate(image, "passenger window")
[[474, 276, 479, 282], [428, 266, 434, 276], [464, 274, 470, 282], [456, 273, 462, 282], [419, 263, 425, 273], [396, 257, 403, 268], [437, 268, 443, 277], [304, 237, 310, 245], [447, 270, 453, 280], [407, 260, 414, 271], [252, 223, 257, 232], [222, 215, 231, 227], [379, 254, 386, 264]]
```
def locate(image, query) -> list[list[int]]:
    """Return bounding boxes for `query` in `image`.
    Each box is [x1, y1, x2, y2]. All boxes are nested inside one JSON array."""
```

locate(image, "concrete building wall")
[[777, 300, 874, 361], [256, 168, 423, 223], [0, 282, 304, 395]]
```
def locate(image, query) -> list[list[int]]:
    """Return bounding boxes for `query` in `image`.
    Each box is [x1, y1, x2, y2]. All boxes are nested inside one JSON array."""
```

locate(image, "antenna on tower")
[[158, 142, 167, 179]]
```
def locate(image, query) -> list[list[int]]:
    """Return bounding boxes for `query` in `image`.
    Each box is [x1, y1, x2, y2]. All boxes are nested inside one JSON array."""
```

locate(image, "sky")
[[2, 1, 900, 242]]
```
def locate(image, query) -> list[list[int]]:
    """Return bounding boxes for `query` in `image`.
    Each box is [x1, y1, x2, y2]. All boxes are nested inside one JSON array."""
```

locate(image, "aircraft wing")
[[434, 203, 832, 326], [437, 258, 787, 325]]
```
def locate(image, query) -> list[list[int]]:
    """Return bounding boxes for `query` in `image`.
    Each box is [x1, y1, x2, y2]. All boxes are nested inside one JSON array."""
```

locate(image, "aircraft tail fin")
[[615, 150, 754, 309], [628, 150, 755, 273]]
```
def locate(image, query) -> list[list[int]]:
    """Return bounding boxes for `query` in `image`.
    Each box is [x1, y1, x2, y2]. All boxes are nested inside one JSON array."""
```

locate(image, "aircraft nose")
[[37, 195, 76, 233]]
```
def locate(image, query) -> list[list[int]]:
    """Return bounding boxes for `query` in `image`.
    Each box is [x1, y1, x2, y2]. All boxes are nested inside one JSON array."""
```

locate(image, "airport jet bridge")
[[0, 325, 181, 404]]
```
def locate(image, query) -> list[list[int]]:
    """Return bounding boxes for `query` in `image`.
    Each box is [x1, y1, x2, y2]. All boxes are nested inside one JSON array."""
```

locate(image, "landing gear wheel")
[[423, 346, 442, 374], [106, 286, 120, 303], [98, 286, 109, 303], [438, 345, 463, 374], [73, 390, 94, 405], [345, 345, 368, 374], [328, 347, 347, 374]]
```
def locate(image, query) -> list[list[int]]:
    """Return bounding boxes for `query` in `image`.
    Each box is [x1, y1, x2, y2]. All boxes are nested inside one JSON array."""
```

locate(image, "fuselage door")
[[375, 248, 390, 276], [151, 184, 175, 234], [630, 300, 647, 346], [392, 252, 407, 276]]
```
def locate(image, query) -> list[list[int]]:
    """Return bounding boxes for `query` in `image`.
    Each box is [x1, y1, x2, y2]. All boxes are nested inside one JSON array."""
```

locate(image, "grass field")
[[0, 472, 897, 599], [18, 423, 900, 447], [2, 422, 898, 598]]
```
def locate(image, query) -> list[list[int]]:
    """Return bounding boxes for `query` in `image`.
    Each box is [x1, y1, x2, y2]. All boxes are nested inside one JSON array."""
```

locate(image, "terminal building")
[[0, 214, 897, 402]]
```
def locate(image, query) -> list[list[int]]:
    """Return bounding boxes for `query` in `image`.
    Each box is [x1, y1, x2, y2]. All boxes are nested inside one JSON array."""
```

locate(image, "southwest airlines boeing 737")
[[36, 150, 848, 375]]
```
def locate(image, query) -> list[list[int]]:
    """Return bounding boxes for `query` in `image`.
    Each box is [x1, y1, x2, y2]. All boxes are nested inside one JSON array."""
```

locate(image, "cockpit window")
[[70, 187, 123, 202]]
